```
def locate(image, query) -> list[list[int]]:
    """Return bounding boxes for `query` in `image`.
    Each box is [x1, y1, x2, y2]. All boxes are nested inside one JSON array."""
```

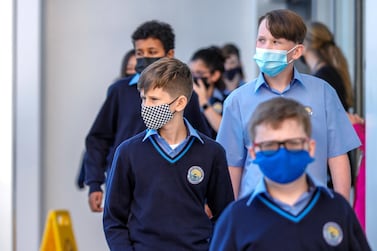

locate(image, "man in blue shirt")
[[84, 20, 210, 212], [210, 97, 370, 251], [103, 58, 234, 251], [216, 9, 360, 200]]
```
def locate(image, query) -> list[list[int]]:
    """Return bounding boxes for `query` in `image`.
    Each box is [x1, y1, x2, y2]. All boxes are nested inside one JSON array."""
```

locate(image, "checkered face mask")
[[141, 97, 178, 130]]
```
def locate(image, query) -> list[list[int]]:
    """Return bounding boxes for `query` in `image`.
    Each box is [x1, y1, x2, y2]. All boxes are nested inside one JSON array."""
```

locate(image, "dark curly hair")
[[131, 20, 175, 53]]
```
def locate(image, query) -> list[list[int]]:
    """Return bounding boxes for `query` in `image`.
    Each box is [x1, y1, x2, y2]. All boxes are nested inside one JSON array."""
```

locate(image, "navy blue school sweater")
[[103, 130, 234, 251], [84, 75, 211, 193], [210, 188, 371, 251]]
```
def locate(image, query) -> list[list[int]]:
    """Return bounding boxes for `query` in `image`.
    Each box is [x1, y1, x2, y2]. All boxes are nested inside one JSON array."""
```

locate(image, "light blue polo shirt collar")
[[129, 73, 140, 86], [142, 118, 204, 144], [246, 174, 334, 207], [254, 67, 305, 93]]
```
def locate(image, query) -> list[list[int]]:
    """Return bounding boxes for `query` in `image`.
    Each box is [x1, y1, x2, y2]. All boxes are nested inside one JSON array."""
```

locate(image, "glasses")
[[253, 137, 308, 156]]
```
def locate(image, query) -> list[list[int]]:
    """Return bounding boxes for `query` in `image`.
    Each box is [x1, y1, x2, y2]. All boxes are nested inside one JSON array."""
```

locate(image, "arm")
[[206, 145, 235, 221], [202, 106, 222, 132], [328, 154, 351, 201], [85, 87, 118, 211], [229, 166, 243, 200], [193, 80, 222, 132], [103, 145, 134, 251], [184, 91, 212, 137], [216, 94, 246, 199]]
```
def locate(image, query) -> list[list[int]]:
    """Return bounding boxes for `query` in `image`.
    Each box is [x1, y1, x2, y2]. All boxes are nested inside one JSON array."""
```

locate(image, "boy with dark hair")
[[210, 97, 370, 251], [217, 9, 360, 201], [103, 57, 234, 251], [84, 20, 210, 212]]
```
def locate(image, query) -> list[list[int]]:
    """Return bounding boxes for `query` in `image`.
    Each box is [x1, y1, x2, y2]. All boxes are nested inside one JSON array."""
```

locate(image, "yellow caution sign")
[[40, 210, 78, 251]]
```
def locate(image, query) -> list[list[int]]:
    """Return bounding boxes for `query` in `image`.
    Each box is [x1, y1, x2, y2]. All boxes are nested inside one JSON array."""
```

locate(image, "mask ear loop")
[[168, 96, 180, 106], [287, 45, 299, 64], [168, 96, 180, 115]]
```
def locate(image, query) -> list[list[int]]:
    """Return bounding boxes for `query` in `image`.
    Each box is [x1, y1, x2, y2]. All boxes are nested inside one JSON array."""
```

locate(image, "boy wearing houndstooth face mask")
[[103, 57, 234, 251]]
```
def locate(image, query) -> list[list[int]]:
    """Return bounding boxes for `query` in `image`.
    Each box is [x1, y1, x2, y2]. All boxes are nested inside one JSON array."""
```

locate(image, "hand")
[[193, 79, 209, 106], [347, 112, 364, 124], [204, 204, 213, 219], [88, 191, 103, 212]]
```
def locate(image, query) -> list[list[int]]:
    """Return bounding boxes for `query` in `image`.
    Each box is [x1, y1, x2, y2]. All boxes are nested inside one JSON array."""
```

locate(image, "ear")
[[248, 147, 256, 159], [166, 49, 175, 58], [308, 138, 316, 157], [174, 95, 188, 112], [292, 44, 304, 60]]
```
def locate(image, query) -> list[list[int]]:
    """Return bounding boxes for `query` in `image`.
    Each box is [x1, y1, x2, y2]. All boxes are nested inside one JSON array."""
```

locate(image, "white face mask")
[[141, 97, 178, 130], [253, 45, 298, 77]]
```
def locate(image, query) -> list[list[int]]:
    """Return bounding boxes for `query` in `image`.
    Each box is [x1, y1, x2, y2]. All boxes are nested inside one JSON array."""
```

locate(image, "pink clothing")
[[353, 123, 365, 231]]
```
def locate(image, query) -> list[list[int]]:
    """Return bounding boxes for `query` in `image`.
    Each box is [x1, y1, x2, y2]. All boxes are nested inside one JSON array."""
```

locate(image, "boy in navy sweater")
[[84, 20, 210, 212], [103, 57, 234, 251], [210, 97, 370, 251]]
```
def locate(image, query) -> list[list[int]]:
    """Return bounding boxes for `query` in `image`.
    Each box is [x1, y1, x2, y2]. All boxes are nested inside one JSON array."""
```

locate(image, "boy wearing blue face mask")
[[83, 20, 211, 212], [210, 97, 370, 251], [216, 9, 360, 201], [103, 58, 234, 251]]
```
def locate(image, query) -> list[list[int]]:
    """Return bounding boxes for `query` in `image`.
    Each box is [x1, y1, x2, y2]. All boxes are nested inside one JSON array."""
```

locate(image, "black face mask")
[[135, 57, 163, 74], [224, 67, 242, 81], [193, 76, 210, 89]]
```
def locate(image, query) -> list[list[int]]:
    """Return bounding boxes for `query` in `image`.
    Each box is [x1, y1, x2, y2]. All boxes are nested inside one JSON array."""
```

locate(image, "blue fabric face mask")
[[252, 148, 314, 184], [253, 46, 297, 77]]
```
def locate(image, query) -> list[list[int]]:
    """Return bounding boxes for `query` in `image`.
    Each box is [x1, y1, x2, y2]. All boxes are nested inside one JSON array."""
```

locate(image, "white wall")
[[43, 1, 254, 250]]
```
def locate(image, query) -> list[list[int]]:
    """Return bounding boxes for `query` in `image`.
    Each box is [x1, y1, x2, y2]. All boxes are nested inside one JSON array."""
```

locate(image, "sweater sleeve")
[[103, 143, 134, 250], [206, 143, 234, 221], [84, 85, 119, 194]]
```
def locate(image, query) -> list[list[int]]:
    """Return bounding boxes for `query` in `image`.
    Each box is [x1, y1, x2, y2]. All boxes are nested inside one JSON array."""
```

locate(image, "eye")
[[148, 49, 159, 56], [260, 141, 279, 150], [285, 138, 306, 150]]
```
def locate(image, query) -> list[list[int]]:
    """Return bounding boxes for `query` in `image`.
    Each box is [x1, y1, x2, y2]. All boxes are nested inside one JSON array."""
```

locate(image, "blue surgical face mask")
[[253, 46, 297, 77], [252, 148, 314, 184]]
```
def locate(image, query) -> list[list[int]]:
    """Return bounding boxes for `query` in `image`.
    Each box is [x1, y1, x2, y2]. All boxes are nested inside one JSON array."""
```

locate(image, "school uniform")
[[210, 176, 371, 251], [103, 120, 234, 251], [84, 74, 211, 194], [217, 68, 361, 198]]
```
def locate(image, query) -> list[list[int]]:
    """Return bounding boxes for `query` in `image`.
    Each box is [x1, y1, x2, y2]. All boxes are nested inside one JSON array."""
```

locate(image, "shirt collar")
[[142, 118, 204, 144], [129, 73, 140, 86], [246, 174, 334, 206], [254, 67, 305, 93]]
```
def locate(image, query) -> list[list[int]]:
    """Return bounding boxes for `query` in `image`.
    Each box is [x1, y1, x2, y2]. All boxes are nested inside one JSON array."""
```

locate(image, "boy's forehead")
[[254, 119, 306, 140], [134, 38, 165, 51], [257, 19, 291, 43], [142, 87, 169, 97]]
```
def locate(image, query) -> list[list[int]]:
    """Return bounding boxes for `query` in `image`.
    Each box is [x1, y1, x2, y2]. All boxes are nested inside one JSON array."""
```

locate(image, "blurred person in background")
[[190, 46, 227, 139], [221, 43, 246, 94]]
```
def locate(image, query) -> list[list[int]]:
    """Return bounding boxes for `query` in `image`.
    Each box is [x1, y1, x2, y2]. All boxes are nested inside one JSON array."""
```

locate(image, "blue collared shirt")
[[217, 68, 360, 198], [129, 73, 140, 86], [246, 174, 334, 216], [142, 118, 204, 158]]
